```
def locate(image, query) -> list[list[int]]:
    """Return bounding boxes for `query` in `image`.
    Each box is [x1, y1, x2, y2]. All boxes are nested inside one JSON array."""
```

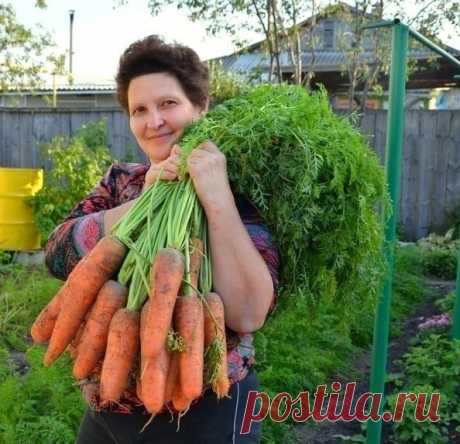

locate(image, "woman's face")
[[128, 72, 204, 164]]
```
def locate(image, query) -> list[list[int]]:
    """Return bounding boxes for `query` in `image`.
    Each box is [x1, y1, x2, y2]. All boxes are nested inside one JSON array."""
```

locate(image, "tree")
[[389, 0, 460, 42], [117, 0, 458, 105], [329, 1, 389, 112], [0, 1, 64, 92], [333, 0, 459, 112], [114, 0, 329, 85]]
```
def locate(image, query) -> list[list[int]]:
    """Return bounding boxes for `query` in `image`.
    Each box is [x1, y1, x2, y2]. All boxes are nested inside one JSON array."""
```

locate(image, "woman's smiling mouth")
[[148, 132, 174, 140]]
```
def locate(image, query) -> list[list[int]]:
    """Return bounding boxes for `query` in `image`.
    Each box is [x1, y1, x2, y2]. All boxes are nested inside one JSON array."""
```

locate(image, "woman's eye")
[[162, 100, 176, 107], [132, 106, 145, 116]]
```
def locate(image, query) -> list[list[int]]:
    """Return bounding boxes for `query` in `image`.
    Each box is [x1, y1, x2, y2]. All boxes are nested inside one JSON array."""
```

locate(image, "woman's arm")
[[45, 164, 141, 280], [205, 194, 275, 333], [103, 198, 138, 235], [45, 153, 182, 280], [187, 141, 276, 333]]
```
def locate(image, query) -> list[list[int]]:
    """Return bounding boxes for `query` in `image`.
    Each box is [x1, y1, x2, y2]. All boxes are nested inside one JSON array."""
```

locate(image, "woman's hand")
[[142, 145, 182, 192], [186, 141, 233, 211]]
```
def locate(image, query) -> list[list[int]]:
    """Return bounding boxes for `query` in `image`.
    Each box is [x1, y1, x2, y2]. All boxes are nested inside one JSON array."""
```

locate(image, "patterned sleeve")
[[44, 164, 118, 280], [235, 195, 281, 314]]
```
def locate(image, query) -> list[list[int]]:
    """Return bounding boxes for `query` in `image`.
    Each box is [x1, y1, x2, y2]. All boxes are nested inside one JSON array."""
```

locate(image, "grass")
[[0, 264, 84, 444]]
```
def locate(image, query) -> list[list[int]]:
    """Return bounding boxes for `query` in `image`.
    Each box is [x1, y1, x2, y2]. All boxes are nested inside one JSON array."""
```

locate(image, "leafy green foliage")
[[181, 83, 387, 319], [421, 249, 457, 280], [390, 245, 428, 337], [0, 265, 61, 350], [0, 265, 83, 443], [27, 120, 114, 243], [435, 291, 455, 314], [416, 230, 458, 280], [387, 334, 460, 443], [257, 244, 429, 441], [0, 347, 84, 444], [0, 251, 13, 265], [180, 84, 387, 442], [208, 60, 245, 107], [0, 2, 64, 92]]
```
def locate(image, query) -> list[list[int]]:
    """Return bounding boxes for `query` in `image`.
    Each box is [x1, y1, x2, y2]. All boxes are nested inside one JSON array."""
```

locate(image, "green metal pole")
[[452, 250, 460, 339], [409, 29, 460, 69], [366, 22, 409, 444]]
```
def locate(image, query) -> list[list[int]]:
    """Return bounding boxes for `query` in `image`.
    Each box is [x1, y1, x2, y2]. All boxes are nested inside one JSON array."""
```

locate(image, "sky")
[[15, 0, 244, 83], [14, 0, 460, 85]]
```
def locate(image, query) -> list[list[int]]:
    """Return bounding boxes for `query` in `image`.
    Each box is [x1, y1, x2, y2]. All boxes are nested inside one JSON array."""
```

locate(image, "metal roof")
[[50, 83, 115, 92], [2, 83, 116, 95], [218, 48, 460, 74]]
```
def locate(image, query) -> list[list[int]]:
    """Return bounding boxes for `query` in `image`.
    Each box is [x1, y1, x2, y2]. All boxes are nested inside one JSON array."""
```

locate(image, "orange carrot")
[[164, 352, 179, 404], [174, 238, 204, 401], [171, 380, 192, 413], [141, 345, 171, 414], [68, 319, 86, 361], [31, 291, 62, 344], [204, 292, 230, 399], [73, 280, 127, 380], [136, 378, 143, 402], [139, 299, 170, 414], [139, 299, 150, 383], [140, 299, 150, 341], [136, 300, 151, 403], [100, 308, 140, 405], [174, 295, 204, 401], [44, 236, 126, 367], [141, 248, 184, 360]]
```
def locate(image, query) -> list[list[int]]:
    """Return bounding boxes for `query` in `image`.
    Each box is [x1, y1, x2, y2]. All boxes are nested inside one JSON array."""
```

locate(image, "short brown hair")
[[116, 35, 209, 113]]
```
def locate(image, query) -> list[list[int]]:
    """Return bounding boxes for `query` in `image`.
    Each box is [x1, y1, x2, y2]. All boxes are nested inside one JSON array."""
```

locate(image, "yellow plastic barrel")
[[0, 168, 43, 250]]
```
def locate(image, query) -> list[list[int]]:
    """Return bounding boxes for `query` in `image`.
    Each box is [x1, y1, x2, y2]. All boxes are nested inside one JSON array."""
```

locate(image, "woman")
[[45, 35, 279, 444]]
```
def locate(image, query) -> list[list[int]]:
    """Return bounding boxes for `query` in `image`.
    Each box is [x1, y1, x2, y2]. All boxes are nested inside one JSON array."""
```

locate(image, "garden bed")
[[0, 240, 458, 444]]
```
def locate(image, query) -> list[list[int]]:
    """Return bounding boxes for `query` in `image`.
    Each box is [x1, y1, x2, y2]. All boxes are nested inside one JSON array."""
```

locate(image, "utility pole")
[[69, 9, 75, 84]]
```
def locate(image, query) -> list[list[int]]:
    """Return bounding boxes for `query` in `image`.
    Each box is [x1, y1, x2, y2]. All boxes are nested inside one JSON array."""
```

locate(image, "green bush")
[[415, 230, 458, 280], [181, 85, 387, 314], [387, 334, 460, 443], [27, 120, 114, 243], [0, 265, 84, 444], [0, 347, 84, 444], [421, 248, 457, 280], [390, 245, 429, 337], [0, 251, 13, 265], [435, 291, 455, 314]]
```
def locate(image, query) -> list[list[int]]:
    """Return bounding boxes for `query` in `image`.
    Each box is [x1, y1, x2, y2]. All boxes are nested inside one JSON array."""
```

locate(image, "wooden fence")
[[0, 107, 459, 240], [361, 110, 460, 240]]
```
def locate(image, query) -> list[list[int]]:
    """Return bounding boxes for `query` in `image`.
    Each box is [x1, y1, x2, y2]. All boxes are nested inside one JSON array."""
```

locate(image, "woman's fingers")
[[158, 169, 177, 180], [196, 140, 218, 152], [143, 147, 183, 190], [158, 163, 178, 178], [171, 144, 182, 156]]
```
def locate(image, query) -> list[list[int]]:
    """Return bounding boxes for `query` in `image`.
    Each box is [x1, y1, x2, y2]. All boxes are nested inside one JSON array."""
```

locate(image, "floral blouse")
[[44, 162, 280, 411]]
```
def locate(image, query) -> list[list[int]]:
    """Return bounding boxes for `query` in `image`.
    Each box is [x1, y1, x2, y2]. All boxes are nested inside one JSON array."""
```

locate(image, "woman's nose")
[[146, 110, 165, 129]]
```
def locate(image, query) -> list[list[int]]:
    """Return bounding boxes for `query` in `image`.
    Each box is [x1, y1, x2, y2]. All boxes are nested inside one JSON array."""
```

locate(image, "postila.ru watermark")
[[240, 382, 440, 434]]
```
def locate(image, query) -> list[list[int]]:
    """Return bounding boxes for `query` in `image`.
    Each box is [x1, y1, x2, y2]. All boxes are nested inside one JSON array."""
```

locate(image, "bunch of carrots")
[[31, 176, 230, 419]]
